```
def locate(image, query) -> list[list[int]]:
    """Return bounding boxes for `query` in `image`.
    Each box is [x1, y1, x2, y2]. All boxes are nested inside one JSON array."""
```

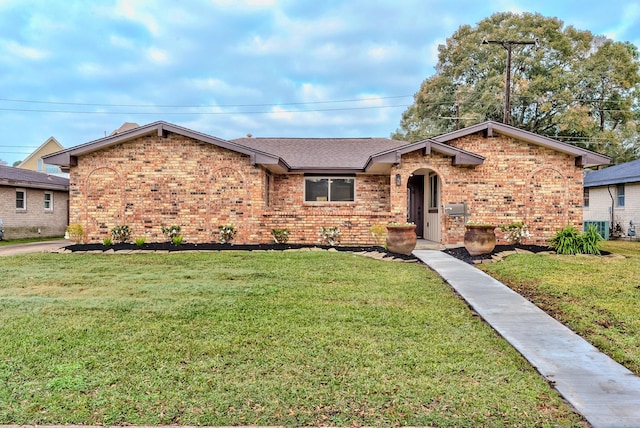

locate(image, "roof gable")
[[44, 121, 287, 171], [17, 136, 64, 168], [584, 158, 640, 187], [432, 121, 610, 168]]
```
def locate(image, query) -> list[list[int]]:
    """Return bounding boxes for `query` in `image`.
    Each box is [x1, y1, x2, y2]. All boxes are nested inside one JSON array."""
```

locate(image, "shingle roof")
[[584, 158, 640, 187], [0, 164, 69, 190], [231, 137, 409, 170]]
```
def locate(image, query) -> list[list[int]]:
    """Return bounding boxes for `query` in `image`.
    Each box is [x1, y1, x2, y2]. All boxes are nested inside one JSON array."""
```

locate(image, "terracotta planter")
[[386, 224, 417, 255], [464, 224, 496, 256]]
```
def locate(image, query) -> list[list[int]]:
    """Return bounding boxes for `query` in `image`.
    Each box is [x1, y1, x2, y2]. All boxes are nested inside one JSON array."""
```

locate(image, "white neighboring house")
[[583, 158, 640, 239]]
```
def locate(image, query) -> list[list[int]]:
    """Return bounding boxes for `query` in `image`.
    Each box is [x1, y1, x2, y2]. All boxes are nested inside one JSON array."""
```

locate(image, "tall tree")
[[394, 12, 640, 164]]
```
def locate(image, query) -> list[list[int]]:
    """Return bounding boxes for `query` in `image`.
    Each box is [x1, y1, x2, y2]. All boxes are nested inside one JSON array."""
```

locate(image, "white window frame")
[[44, 191, 53, 211], [16, 188, 26, 211], [304, 176, 356, 203], [617, 184, 625, 207]]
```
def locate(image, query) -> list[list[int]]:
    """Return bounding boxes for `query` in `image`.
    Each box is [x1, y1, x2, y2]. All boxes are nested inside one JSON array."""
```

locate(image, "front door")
[[407, 175, 424, 237], [424, 172, 441, 242]]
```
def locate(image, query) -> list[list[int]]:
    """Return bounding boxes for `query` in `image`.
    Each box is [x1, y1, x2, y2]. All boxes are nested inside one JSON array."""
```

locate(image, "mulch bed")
[[64, 242, 420, 261], [443, 244, 553, 264]]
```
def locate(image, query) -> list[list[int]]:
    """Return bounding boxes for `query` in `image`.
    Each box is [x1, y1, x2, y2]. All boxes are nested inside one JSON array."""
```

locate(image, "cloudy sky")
[[1, 0, 639, 165]]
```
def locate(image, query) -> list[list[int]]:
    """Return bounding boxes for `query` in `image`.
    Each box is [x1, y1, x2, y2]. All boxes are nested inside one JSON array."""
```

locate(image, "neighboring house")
[[584, 158, 640, 238], [43, 120, 609, 246], [17, 136, 68, 177], [0, 165, 69, 239]]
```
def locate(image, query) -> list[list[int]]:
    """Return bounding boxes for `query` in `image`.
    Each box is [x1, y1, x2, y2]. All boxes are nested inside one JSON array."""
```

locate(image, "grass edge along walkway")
[[415, 249, 640, 428]]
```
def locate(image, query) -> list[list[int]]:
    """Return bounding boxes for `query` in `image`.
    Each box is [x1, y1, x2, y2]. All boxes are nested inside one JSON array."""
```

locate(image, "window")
[[583, 188, 589, 207], [16, 189, 26, 210], [617, 184, 625, 207], [428, 173, 439, 211], [304, 177, 355, 202], [44, 192, 53, 211]]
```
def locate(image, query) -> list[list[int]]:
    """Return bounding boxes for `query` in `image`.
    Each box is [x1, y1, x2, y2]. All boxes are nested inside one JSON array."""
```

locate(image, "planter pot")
[[386, 225, 417, 255], [464, 225, 496, 256]]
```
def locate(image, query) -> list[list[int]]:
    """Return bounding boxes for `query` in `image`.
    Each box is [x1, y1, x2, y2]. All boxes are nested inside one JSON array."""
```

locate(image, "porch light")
[[395, 173, 402, 186]]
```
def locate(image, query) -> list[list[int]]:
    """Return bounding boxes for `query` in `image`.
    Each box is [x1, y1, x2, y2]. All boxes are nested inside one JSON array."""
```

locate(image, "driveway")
[[0, 239, 69, 256]]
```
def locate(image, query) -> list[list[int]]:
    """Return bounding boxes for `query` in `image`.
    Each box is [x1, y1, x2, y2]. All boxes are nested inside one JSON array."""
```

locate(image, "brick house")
[[43, 120, 609, 246], [583, 158, 640, 238], [0, 165, 69, 239]]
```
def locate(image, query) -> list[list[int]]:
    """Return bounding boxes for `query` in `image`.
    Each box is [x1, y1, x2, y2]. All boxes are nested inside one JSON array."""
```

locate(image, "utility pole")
[[482, 38, 538, 124]]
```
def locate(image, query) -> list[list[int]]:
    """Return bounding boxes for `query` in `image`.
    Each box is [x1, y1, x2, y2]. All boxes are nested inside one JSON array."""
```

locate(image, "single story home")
[[43, 120, 609, 246], [0, 165, 69, 239], [584, 158, 640, 238]]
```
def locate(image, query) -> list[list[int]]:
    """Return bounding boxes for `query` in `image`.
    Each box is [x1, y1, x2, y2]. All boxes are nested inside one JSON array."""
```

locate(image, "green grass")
[[0, 251, 583, 426], [480, 240, 640, 374], [0, 236, 64, 246]]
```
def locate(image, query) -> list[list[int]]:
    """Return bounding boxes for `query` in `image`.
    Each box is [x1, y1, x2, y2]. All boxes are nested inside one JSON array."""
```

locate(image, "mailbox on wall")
[[443, 203, 469, 223]]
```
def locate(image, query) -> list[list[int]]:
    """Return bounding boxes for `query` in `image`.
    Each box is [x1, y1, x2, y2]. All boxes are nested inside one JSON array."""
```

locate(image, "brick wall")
[[392, 133, 583, 245], [69, 131, 584, 246], [0, 186, 68, 239], [70, 134, 393, 244]]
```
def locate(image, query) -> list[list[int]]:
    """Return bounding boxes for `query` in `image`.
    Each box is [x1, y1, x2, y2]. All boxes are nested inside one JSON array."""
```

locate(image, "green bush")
[[161, 225, 181, 241], [271, 228, 290, 244], [102, 237, 113, 246], [319, 226, 341, 246], [135, 237, 146, 247], [581, 224, 603, 255], [111, 225, 132, 243], [218, 224, 236, 244], [172, 235, 183, 246], [549, 225, 602, 255], [66, 224, 84, 244]]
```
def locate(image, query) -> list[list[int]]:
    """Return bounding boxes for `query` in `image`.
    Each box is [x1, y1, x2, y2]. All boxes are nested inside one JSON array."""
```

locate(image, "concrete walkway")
[[0, 239, 68, 256], [414, 249, 640, 428]]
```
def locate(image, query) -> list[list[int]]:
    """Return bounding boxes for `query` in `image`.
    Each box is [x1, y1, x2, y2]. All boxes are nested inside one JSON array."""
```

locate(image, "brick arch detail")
[[208, 167, 251, 243], [525, 165, 568, 241], [84, 167, 124, 242]]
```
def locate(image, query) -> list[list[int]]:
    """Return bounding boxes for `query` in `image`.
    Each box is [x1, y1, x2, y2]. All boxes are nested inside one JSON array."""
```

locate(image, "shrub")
[[66, 224, 84, 244], [500, 221, 531, 245], [581, 224, 603, 255], [161, 225, 181, 241], [271, 228, 290, 244], [369, 224, 386, 246], [111, 225, 132, 243], [135, 237, 146, 247], [103, 237, 113, 246], [319, 226, 341, 246], [549, 225, 602, 256], [172, 235, 183, 246], [219, 224, 236, 244]]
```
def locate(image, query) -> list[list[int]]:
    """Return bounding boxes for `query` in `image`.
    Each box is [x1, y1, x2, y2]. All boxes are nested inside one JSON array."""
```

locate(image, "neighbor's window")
[[617, 184, 625, 207], [16, 189, 26, 210], [44, 192, 53, 211], [304, 177, 355, 202], [583, 188, 589, 208]]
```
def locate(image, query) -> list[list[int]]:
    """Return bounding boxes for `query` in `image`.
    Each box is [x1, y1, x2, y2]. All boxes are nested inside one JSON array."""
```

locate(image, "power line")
[[0, 95, 414, 108]]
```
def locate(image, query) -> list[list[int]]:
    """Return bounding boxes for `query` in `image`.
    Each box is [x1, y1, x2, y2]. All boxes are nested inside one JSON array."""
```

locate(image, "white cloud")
[[3, 40, 49, 60], [113, 0, 160, 36], [209, 0, 278, 8], [147, 46, 169, 64]]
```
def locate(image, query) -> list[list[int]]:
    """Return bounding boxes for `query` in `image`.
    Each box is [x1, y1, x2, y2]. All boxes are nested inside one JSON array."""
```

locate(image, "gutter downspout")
[[607, 185, 615, 238]]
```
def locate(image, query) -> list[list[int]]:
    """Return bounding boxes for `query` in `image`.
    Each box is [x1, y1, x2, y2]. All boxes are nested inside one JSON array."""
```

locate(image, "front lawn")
[[480, 240, 640, 374], [0, 251, 583, 426]]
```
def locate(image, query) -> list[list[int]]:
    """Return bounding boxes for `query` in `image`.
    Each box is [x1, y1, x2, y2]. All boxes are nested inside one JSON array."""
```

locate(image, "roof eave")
[[0, 179, 68, 191]]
